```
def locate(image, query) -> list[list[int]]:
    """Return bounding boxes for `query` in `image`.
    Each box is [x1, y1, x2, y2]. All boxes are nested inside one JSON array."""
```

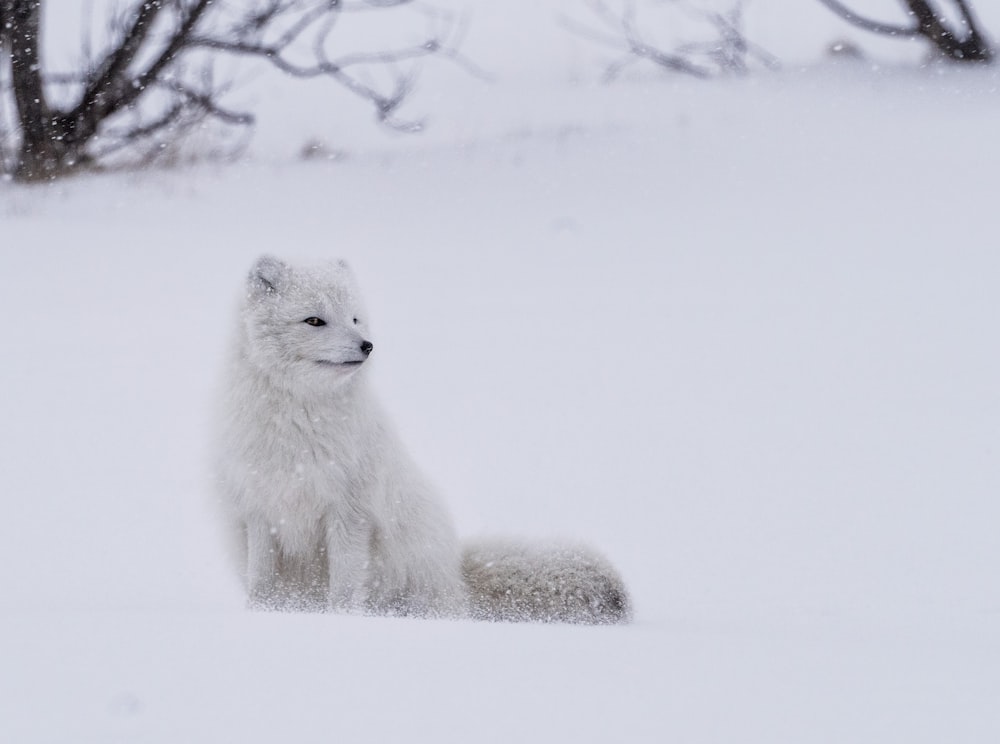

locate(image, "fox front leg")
[[324, 512, 372, 613], [245, 520, 280, 610]]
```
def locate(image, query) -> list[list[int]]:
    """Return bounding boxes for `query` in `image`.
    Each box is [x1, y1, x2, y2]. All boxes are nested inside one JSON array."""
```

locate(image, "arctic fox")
[[216, 256, 630, 623]]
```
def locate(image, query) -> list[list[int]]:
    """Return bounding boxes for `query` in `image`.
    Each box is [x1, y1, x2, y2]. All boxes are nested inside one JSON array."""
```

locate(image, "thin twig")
[[814, 0, 920, 37]]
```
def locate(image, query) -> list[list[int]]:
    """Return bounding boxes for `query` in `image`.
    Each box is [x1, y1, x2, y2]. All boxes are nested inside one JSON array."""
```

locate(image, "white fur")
[[217, 256, 630, 622], [463, 539, 630, 624]]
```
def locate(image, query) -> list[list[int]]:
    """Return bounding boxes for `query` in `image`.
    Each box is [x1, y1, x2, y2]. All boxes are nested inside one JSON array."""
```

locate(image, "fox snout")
[[361, 340, 373, 357]]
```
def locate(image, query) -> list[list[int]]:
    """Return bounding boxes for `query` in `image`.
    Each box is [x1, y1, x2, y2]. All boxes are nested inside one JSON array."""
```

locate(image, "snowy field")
[[3, 2, 1000, 742]]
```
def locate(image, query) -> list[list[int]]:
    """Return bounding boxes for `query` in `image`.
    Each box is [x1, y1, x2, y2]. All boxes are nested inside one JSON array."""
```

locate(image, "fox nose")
[[360, 340, 373, 357]]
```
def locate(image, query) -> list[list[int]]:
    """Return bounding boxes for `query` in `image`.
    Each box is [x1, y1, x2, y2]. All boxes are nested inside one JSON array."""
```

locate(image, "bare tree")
[[562, 0, 778, 82], [0, 0, 469, 182], [817, 0, 993, 62]]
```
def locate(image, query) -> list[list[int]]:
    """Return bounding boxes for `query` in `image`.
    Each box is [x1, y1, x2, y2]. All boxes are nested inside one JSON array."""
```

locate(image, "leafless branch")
[[90, 64, 253, 166], [701, 6, 780, 72], [80, 0, 167, 115], [162, 78, 255, 127], [424, 11, 493, 82], [815, 0, 919, 38], [184, 2, 464, 129], [817, 0, 993, 62], [2, 0, 472, 180], [565, 0, 775, 81]]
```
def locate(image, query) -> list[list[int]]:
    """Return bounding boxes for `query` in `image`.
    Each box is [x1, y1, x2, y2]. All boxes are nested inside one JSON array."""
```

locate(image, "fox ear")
[[249, 255, 288, 296]]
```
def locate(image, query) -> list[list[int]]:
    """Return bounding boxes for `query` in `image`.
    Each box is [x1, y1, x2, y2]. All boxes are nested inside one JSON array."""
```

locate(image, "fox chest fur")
[[224, 383, 375, 556]]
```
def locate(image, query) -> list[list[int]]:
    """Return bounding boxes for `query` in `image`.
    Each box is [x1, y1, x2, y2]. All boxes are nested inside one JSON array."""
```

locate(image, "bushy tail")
[[461, 539, 631, 625]]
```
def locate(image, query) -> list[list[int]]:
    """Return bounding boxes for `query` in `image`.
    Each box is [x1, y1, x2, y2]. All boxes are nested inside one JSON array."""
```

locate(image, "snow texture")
[[2, 1, 1000, 742]]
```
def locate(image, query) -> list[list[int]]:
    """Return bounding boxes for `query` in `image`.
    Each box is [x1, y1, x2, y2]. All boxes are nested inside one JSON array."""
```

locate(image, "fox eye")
[[353, 317, 359, 325], [303, 317, 326, 327]]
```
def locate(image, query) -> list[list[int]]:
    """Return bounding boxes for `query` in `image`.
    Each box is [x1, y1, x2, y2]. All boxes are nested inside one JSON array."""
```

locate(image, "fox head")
[[241, 255, 373, 391]]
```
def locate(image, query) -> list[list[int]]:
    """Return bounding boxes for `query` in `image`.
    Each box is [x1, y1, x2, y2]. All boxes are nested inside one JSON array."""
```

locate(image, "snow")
[[3, 2, 1000, 742]]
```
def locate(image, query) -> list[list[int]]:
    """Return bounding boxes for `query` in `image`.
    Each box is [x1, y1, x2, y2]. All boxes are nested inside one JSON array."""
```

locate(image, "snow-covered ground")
[[3, 2, 1000, 742]]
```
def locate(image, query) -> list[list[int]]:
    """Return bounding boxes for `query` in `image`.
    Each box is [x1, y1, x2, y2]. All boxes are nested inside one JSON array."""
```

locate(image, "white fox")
[[216, 256, 630, 623]]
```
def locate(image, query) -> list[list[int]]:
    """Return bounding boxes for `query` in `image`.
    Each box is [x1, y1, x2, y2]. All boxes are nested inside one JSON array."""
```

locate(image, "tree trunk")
[[4, 0, 74, 180]]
